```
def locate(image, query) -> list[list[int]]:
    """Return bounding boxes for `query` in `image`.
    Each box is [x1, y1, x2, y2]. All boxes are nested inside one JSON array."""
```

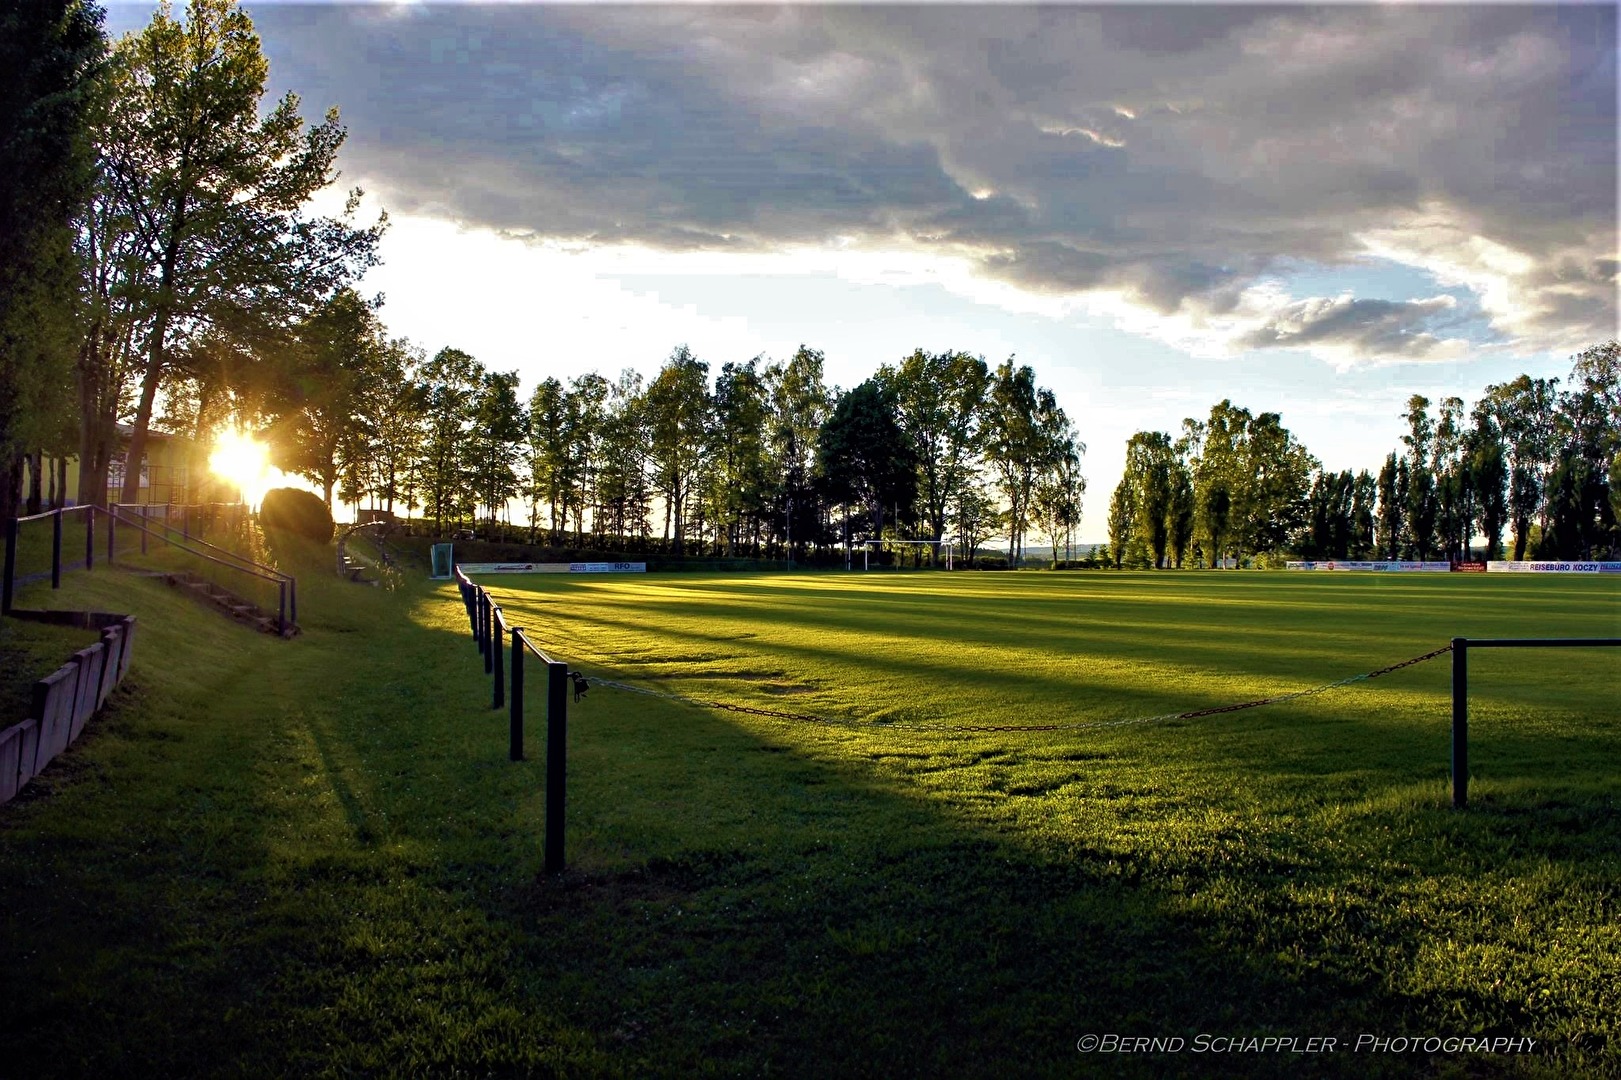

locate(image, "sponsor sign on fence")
[[458, 562, 648, 575], [1286, 561, 1452, 572], [1486, 561, 1621, 574]]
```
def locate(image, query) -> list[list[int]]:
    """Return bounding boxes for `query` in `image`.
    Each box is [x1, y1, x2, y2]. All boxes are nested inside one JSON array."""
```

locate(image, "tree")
[[984, 360, 1067, 564], [880, 349, 992, 559], [1233, 411, 1316, 559], [1467, 407, 1508, 560], [949, 476, 999, 565], [468, 370, 524, 526], [1032, 425, 1086, 567], [353, 337, 426, 515], [1123, 431, 1175, 568], [816, 379, 917, 544], [705, 359, 771, 556], [764, 345, 829, 561], [1194, 401, 1247, 567], [1481, 375, 1560, 559], [0, 0, 104, 519], [593, 369, 651, 547], [1106, 477, 1136, 570], [644, 345, 710, 556], [419, 347, 481, 533], [267, 288, 382, 508], [1400, 395, 1438, 559], [93, 0, 383, 505]]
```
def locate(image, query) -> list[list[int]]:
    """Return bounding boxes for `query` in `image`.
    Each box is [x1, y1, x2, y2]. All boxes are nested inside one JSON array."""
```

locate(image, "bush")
[[259, 488, 333, 543]]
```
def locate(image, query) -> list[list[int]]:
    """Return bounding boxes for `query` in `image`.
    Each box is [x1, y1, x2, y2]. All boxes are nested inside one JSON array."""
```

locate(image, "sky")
[[107, 1, 1618, 541]]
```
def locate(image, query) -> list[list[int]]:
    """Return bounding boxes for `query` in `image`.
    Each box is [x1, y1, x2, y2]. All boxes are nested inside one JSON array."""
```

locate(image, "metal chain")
[[584, 643, 1455, 735]]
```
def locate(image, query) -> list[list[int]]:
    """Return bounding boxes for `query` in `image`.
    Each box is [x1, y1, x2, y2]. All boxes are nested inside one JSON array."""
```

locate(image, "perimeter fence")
[[454, 566, 577, 872]]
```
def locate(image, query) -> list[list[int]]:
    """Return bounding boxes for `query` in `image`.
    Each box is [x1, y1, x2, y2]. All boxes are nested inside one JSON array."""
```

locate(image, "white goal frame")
[[855, 538, 955, 571]]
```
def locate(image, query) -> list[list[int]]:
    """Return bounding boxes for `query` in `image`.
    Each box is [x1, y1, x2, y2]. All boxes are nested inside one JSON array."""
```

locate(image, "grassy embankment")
[[1, 557, 1617, 1078]]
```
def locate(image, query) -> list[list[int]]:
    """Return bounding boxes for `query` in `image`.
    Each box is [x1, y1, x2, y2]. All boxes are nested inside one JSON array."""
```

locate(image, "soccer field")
[[471, 570, 1621, 1074], [482, 570, 1619, 798], [5, 558, 1618, 1078]]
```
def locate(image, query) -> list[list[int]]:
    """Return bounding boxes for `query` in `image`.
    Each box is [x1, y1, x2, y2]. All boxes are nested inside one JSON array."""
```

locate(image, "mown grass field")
[[2, 552, 1617, 1078]]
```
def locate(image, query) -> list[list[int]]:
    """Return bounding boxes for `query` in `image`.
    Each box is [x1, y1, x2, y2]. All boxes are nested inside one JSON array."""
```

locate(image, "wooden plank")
[[68, 644, 104, 743], [117, 615, 137, 680], [12, 718, 39, 794], [0, 723, 23, 804], [30, 663, 79, 772], [97, 624, 125, 711]]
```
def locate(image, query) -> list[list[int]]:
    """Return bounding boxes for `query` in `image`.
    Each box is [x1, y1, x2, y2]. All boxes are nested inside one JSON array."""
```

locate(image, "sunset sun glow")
[[208, 429, 270, 506]]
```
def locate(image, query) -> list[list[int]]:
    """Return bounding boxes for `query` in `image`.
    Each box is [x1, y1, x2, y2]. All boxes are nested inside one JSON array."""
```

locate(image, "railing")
[[1, 506, 99, 613], [455, 565, 573, 872], [1449, 637, 1621, 808], [103, 505, 296, 635]]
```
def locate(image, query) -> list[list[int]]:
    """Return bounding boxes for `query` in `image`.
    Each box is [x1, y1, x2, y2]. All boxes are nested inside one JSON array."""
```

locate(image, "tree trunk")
[[25, 451, 43, 515]]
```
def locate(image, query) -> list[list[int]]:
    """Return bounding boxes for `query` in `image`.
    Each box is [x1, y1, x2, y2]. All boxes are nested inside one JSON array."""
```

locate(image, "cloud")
[[247, 3, 1617, 364]]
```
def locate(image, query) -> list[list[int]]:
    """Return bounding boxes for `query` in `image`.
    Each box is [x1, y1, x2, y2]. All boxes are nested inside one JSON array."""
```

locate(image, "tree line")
[[292, 329, 1087, 564], [1106, 342, 1621, 567]]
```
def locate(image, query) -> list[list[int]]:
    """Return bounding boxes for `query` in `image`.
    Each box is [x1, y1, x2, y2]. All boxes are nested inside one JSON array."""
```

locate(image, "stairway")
[[162, 571, 299, 637]]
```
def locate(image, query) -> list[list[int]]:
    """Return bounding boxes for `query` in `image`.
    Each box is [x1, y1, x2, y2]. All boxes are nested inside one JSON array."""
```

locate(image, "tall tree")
[[1481, 375, 1560, 559], [0, 0, 104, 519], [267, 287, 381, 508], [880, 349, 991, 558], [1106, 477, 1136, 570], [816, 379, 917, 544], [94, 0, 383, 505], [708, 358, 771, 556], [764, 345, 829, 560], [419, 347, 481, 534], [1123, 431, 1175, 568], [644, 345, 710, 556], [1032, 425, 1087, 567], [468, 370, 524, 527], [1194, 401, 1247, 567]]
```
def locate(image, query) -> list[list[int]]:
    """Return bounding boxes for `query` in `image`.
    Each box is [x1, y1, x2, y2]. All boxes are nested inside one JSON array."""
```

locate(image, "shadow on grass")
[[2, 568, 1615, 1078]]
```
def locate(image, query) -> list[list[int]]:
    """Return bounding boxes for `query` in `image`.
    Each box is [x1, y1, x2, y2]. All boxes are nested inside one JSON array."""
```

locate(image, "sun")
[[208, 428, 271, 506]]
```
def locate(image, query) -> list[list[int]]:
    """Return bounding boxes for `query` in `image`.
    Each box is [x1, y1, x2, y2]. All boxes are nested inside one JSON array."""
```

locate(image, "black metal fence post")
[[278, 582, 288, 637], [492, 607, 504, 709], [2, 517, 16, 615], [85, 506, 94, 571], [545, 659, 568, 873], [509, 628, 524, 761], [484, 592, 495, 675], [107, 505, 115, 562], [1451, 637, 1468, 809], [51, 509, 62, 588], [140, 506, 148, 555]]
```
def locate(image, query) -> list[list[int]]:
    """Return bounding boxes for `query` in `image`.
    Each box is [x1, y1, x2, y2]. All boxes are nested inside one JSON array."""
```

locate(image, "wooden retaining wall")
[[0, 615, 136, 805]]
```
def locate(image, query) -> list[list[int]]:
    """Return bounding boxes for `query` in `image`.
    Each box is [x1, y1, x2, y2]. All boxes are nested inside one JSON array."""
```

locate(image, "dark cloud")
[[1237, 296, 1464, 359], [246, 3, 1617, 358]]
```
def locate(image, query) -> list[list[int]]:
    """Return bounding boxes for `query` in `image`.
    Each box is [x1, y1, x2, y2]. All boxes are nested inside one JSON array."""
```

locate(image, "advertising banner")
[[458, 562, 648, 574], [1485, 561, 1621, 573], [1286, 561, 1451, 572]]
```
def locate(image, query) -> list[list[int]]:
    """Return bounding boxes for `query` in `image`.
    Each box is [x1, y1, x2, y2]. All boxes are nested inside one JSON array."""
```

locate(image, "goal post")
[[856, 538, 955, 571]]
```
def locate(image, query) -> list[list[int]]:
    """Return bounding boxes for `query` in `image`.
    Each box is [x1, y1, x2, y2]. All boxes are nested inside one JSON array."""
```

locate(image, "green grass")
[[1, 562, 1617, 1078]]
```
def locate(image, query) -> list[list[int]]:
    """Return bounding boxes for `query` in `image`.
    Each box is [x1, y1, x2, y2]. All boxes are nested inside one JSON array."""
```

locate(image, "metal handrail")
[[109, 504, 290, 581], [107, 504, 296, 633], [13, 505, 94, 525]]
